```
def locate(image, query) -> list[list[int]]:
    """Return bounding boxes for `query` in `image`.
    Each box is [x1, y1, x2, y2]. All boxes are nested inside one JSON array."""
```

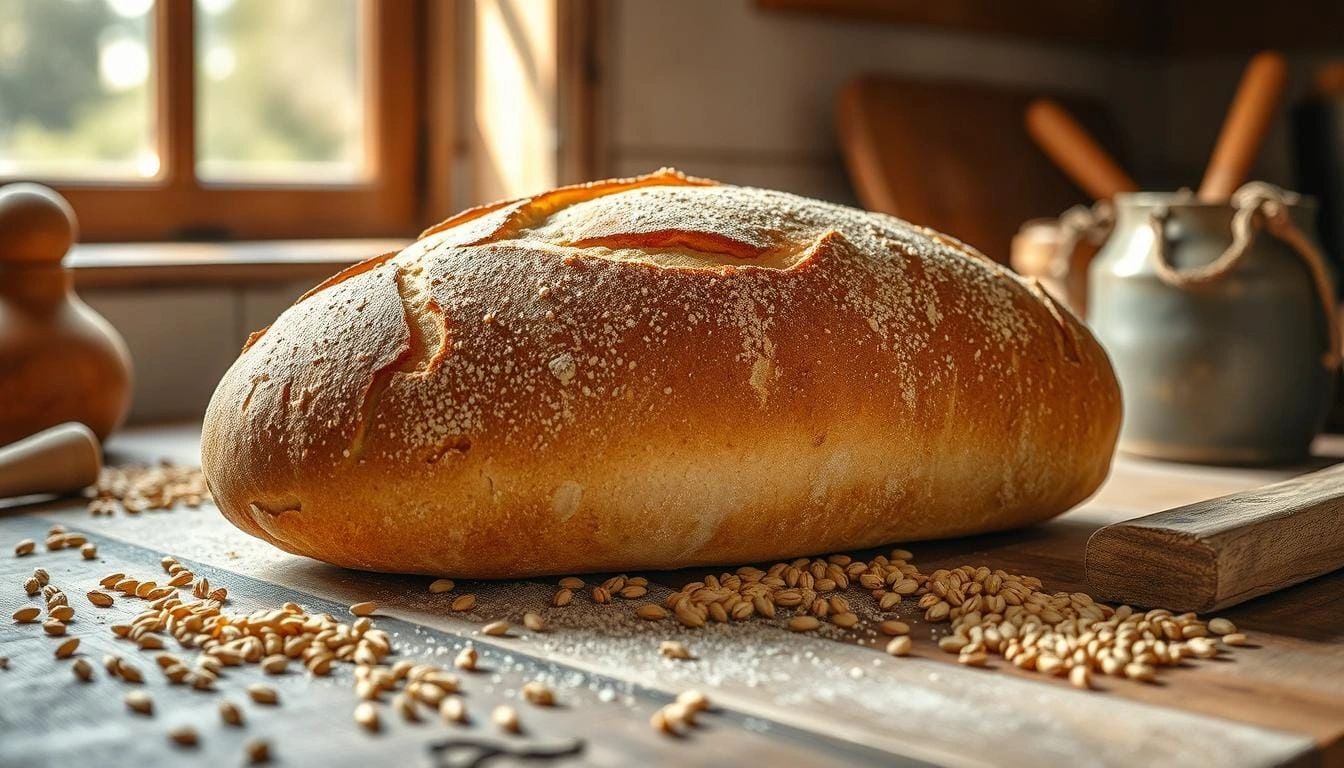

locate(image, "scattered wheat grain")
[[125, 690, 154, 715], [493, 704, 520, 733], [54, 637, 79, 659]]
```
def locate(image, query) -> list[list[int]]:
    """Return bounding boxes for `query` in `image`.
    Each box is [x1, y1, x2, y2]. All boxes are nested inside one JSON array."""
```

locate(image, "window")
[[0, 0, 434, 241]]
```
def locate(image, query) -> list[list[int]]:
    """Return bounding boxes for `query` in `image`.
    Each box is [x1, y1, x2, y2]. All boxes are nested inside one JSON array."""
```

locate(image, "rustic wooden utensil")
[[0, 183, 133, 445], [1198, 51, 1289, 202], [1025, 98, 1138, 200], [1011, 99, 1132, 314], [0, 422, 101, 501], [835, 75, 1125, 263], [1085, 462, 1344, 612]]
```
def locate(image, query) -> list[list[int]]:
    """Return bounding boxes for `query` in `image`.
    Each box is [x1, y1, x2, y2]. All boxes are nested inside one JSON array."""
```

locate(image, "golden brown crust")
[[201, 169, 1121, 577]]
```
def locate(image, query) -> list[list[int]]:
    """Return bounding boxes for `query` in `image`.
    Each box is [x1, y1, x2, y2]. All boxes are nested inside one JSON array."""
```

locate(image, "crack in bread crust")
[[242, 250, 399, 352], [1023, 277, 1082, 365], [239, 374, 269, 414], [468, 168, 718, 246], [347, 263, 451, 459]]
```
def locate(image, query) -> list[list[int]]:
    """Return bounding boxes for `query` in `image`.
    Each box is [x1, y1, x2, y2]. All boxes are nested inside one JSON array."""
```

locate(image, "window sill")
[[69, 239, 408, 290]]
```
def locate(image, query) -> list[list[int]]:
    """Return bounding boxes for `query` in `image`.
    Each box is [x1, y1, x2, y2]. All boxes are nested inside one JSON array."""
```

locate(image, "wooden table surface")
[[1, 424, 1341, 768]]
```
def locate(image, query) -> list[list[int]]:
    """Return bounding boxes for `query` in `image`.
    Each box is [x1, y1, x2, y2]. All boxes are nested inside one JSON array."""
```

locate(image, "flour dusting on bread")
[[202, 169, 1120, 577]]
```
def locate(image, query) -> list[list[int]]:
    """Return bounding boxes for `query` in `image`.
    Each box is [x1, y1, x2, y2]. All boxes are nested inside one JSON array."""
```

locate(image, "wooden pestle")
[[0, 422, 102, 501], [1025, 98, 1138, 201], [1198, 51, 1289, 202], [0, 183, 133, 445]]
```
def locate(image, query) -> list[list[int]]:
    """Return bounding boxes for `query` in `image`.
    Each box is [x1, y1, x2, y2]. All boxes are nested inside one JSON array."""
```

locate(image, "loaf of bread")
[[201, 169, 1121, 577]]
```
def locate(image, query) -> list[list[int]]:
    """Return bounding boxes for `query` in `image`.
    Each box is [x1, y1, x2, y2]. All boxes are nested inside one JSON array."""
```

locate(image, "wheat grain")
[[54, 637, 80, 659], [169, 726, 199, 747], [87, 591, 114, 608], [879, 620, 910, 636], [637, 604, 667, 621], [72, 657, 94, 681], [677, 689, 710, 713], [244, 739, 271, 764], [125, 690, 154, 715], [788, 615, 819, 632], [885, 636, 912, 657], [492, 705, 520, 734], [354, 702, 379, 732], [521, 681, 555, 706], [454, 647, 478, 671], [440, 696, 468, 724]]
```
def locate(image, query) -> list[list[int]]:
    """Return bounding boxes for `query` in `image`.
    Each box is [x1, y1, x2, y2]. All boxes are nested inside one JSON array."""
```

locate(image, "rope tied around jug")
[[1149, 181, 1341, 370], [1049, 199, 1113, 281]]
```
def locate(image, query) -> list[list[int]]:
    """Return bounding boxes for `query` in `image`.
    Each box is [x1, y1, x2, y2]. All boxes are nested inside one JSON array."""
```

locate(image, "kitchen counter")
[[1, 424, 1341, 767]]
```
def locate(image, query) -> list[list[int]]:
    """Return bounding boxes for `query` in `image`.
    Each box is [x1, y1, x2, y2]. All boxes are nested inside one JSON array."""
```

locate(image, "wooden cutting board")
[[1, 425, 1341, 768], [836, 75, 1128, 263]]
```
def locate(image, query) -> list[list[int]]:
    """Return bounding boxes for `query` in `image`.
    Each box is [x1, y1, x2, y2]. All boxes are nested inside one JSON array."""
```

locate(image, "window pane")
[[0, 0, 158, 180], [196, 0, 365, 183]]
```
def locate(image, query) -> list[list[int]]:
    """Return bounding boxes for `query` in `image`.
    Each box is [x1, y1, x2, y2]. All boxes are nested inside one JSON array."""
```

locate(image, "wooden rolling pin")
[[0, 422, 102, 501], [1198, 51, 1289, 202], [1025, 98, 1138, 200], [1085, 462, 1344, 612]]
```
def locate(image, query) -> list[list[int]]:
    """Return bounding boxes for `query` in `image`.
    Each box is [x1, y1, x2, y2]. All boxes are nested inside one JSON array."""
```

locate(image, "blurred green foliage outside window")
[[0, 0, 363, 183]]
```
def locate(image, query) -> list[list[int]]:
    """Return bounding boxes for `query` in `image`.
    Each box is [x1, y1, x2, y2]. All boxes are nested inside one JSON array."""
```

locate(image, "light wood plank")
[[1087, 462, 1344, 611]]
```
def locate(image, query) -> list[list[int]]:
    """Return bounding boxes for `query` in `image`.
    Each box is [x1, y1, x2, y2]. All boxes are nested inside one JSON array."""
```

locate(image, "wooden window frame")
[[9, 0, 426, 242]]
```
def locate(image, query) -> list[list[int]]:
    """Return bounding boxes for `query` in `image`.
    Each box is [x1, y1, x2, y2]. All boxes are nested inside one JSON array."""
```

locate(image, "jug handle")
[[1048, 200, 1113, 281], [1149, 182, 1341, 371]]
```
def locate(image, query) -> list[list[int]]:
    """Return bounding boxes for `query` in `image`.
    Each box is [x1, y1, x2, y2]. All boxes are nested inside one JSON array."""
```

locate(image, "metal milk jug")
[[1087, 183, 1337, 465]]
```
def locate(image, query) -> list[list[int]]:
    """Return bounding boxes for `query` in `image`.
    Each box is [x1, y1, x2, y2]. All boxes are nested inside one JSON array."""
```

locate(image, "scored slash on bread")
[[201, 169, 1120, 578]]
